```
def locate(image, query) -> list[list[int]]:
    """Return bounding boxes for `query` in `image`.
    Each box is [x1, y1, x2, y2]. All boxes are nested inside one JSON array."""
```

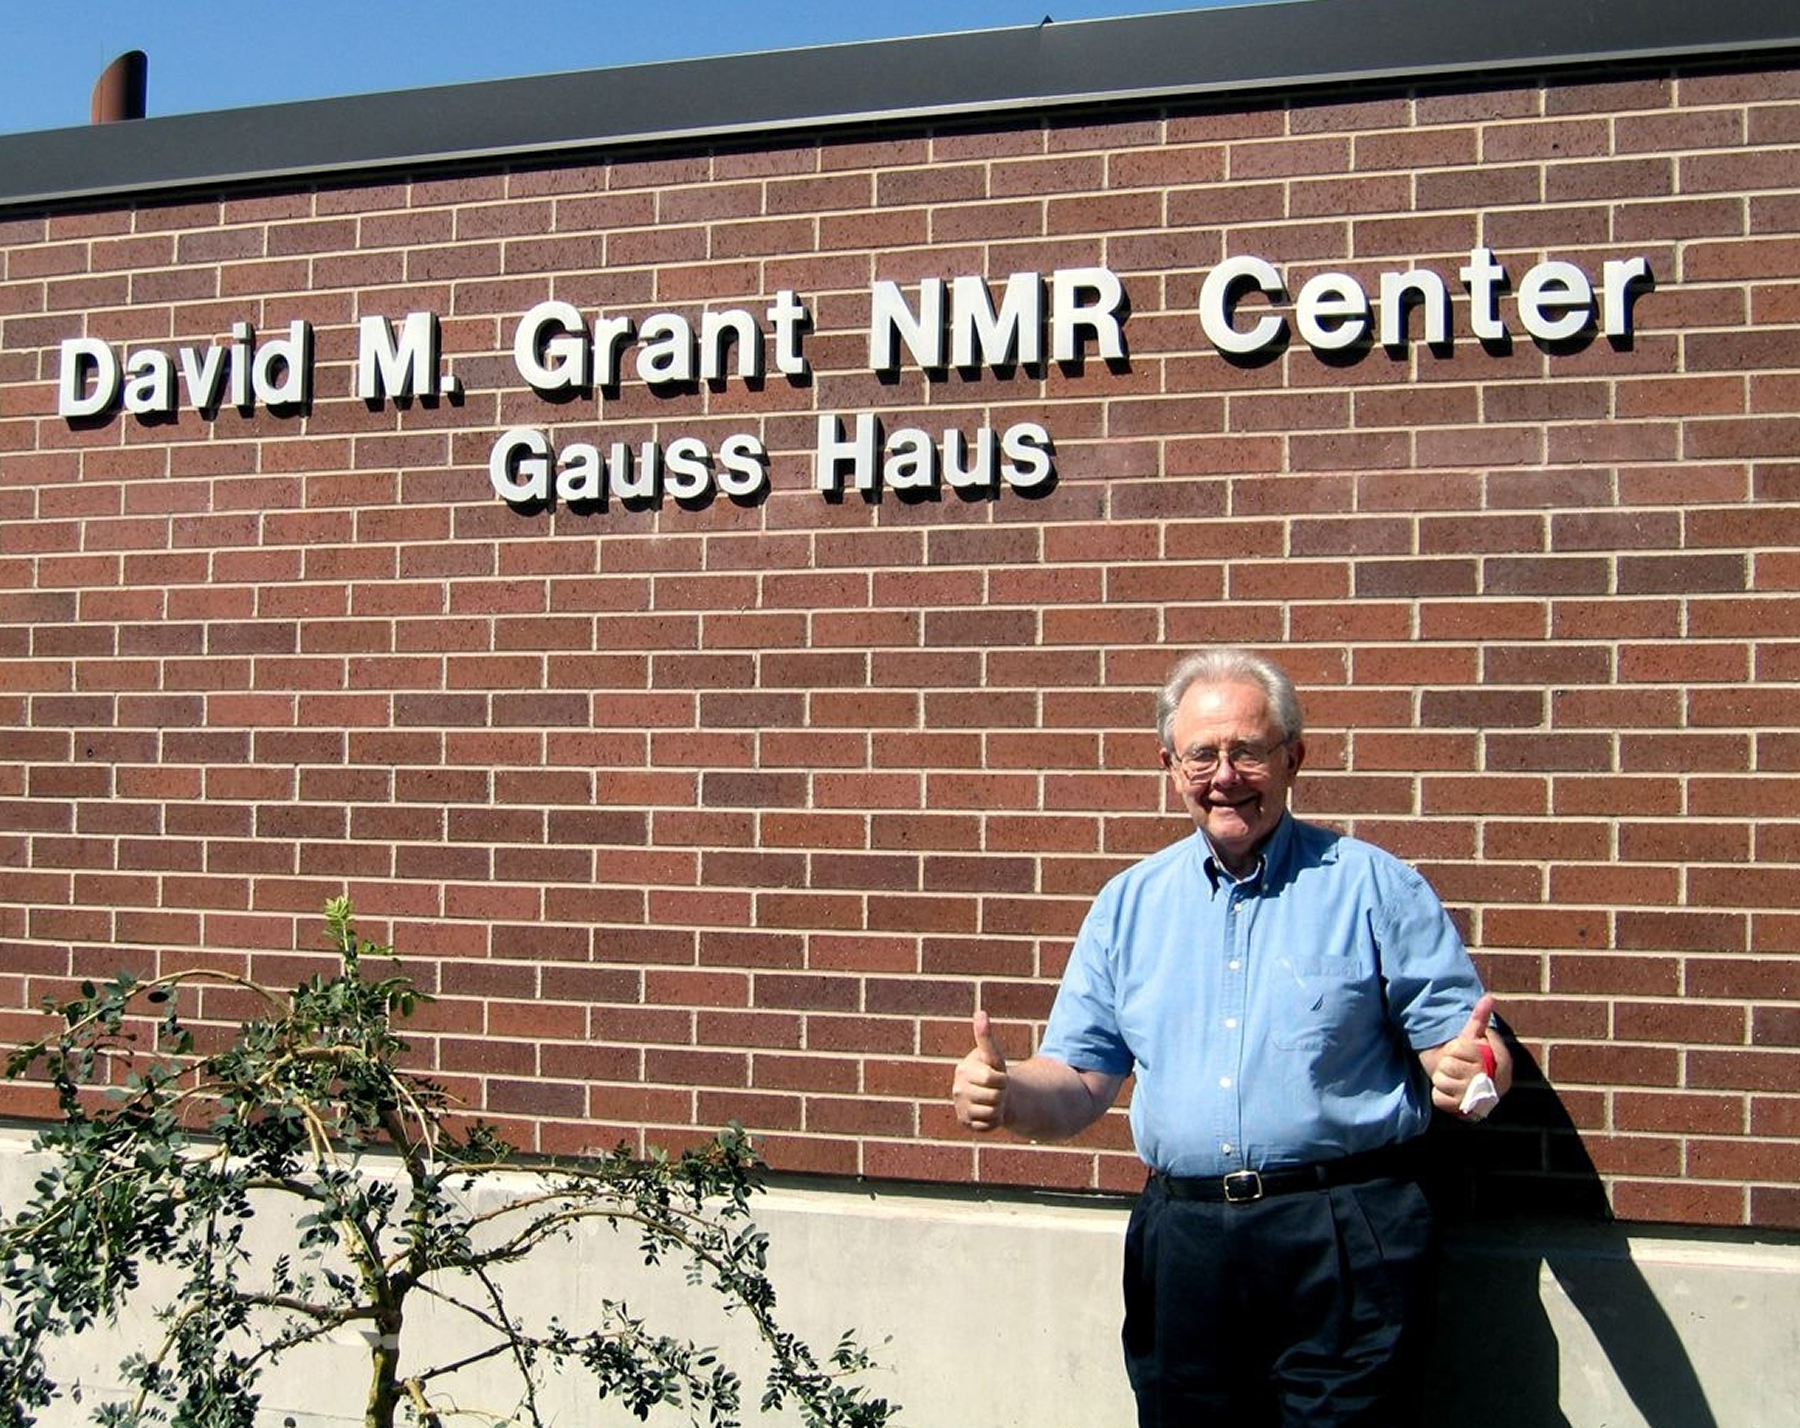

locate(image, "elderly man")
[[953, 647, 1510, 1428]]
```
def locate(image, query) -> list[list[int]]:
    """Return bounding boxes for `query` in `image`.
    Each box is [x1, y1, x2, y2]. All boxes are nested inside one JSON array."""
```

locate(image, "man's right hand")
[[953, 1009, 1010, 1132]]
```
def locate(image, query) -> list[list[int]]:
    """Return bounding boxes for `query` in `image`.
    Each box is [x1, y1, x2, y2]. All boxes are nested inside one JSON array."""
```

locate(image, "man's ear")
[[1287, 738, 1306, 774]]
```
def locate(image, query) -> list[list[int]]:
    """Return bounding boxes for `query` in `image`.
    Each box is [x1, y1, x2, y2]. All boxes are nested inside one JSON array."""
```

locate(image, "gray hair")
[[1155, 647, 1305, 750]]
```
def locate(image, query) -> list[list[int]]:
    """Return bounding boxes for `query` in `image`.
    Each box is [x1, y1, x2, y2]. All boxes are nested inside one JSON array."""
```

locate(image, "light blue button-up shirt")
[[1039, 813, 1483, 1178]]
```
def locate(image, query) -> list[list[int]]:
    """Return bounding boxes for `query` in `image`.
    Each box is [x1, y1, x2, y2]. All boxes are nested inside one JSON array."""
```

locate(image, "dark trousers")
[[1123, 1172, 1437, 1428]]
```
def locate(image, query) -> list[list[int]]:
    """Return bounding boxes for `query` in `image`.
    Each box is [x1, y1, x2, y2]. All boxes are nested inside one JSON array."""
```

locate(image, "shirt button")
[[1219, 1077, 1232, 1088], [1222, 1142, 1234, 1154], [1228, 959, 1241, 971], [1225, 1017, 1238, 1029]]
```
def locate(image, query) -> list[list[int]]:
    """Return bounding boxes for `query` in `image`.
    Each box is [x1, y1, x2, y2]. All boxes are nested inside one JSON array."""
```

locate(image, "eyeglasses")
[[1169, 739, 1289, 781]]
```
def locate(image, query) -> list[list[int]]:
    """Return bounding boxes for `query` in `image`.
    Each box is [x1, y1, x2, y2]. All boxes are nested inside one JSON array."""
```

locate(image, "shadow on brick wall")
[[1422, 1037, 1720, 1428]]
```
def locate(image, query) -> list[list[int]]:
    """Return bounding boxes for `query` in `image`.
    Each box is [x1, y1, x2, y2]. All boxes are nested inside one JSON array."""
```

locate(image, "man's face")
[[1160, 679, 1304, 873]]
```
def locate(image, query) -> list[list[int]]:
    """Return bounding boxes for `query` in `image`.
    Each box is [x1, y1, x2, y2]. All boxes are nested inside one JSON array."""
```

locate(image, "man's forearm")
[[999, 1056, 1123, 1141]]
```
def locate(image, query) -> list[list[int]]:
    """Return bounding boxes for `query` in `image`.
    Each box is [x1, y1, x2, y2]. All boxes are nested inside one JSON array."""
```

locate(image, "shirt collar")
[[1199, 810, 1295, 893]]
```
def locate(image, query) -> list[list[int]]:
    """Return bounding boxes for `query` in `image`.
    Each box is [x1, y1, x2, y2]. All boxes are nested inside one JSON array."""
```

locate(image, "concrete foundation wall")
[[3, 1132, 1791, 1428]]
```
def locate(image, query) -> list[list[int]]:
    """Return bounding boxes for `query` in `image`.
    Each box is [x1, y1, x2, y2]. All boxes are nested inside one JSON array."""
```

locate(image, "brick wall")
[[3, 55, 1798, 1228]]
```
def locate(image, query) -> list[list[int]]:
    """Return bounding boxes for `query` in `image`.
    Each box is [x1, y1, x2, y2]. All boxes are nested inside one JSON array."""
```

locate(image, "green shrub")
[[1, 897, 898, 1428]]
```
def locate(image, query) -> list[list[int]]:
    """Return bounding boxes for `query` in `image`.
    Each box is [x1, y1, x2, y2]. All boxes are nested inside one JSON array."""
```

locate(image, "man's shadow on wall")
[[1420, 1038, 1720, 1428]]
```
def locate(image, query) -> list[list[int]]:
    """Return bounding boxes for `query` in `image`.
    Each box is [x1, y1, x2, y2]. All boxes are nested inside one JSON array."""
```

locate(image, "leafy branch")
[[0, 897, 899, 1428]]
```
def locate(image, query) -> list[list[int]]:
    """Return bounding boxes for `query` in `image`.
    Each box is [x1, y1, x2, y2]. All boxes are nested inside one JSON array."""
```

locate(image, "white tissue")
[[1459, 1073, 1500, 1120]]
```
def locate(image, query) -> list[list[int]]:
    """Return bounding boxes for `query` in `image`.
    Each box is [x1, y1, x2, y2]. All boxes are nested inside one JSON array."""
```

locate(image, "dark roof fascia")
[[2, 0, 1797, 212]]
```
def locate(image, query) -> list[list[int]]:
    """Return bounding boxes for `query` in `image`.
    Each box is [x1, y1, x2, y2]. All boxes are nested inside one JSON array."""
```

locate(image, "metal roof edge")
[[1, 0, 1796, 211]]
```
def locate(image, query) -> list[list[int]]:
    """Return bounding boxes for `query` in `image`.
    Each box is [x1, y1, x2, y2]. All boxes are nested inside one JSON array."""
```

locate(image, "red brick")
[[1611, 1180, 1743, 1225], [4, 55, 1800, 1228]]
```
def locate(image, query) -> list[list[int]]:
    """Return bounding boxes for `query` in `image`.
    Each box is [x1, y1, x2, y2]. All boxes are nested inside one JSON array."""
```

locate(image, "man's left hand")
[[1422, 993, 1512, 1117]]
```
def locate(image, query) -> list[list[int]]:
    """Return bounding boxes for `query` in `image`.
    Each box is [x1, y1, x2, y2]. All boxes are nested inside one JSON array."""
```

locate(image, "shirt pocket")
[[1267, 957, 1371, 1052]]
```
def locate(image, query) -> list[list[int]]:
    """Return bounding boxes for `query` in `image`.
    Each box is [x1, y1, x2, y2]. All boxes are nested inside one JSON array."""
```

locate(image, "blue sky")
[[0, 1, 1253, 136]]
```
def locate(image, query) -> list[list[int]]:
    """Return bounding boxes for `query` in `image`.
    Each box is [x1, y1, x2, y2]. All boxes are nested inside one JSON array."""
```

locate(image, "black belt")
[[1154, 1141, 1421, 1205]]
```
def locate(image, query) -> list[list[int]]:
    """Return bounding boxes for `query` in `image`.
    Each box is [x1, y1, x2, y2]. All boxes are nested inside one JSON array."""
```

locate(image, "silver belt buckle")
[[1222, 1169, 1264, 1203]]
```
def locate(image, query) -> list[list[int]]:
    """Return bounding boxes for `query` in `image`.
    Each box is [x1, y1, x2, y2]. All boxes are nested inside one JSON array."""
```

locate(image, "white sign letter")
[[359, 311, 441, 400], [1295, 272, 1369, 351], [1460, 247, 1508, 343], [1199, 255, 1286, 355], [815, 412, 880, 494], [1517, 261, 1594, 343], [1601, 257, 1653, 338], [58, 337, 119, 418], [512, 300, 590, 393], [869, 279, 945, 372], [1051, 267, 1126, 363], [951, 272, 1044, 369]]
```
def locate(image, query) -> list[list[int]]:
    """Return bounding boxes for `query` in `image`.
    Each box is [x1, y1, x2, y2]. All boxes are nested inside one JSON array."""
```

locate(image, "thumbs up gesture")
[[953, 1010, 1011, 1132], [1428, 994, 1507, 1119]]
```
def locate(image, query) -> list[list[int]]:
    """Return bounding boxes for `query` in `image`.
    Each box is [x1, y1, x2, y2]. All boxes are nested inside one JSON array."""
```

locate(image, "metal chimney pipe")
[[90, 51, 149, 124]]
